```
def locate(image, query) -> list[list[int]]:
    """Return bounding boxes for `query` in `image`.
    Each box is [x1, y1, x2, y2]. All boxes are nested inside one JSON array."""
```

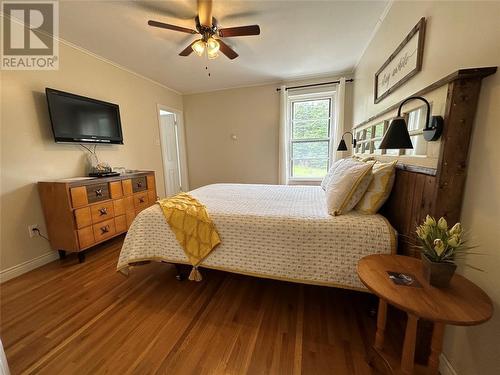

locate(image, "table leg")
[[428, 322, 445, 375], [375, 299, 387, 350], [401, 313, 418, 375]]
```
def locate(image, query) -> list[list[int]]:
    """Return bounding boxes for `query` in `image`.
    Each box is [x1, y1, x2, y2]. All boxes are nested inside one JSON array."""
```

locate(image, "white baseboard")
[[0, 251, 59, 283], [440, 353, 458, 375]]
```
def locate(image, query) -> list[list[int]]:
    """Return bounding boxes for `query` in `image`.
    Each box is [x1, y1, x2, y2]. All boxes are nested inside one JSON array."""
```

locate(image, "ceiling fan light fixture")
[[206, 37, 220, 54], [207, 50, 219, 60], [192, 39, 206, 56]]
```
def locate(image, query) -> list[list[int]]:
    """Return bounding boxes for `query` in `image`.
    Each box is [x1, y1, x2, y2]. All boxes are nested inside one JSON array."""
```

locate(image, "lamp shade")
[[206, 37, 220, 54], [337, 138, 348, 151], [191, 39, 205, 56], [379, 117, 413, 149]]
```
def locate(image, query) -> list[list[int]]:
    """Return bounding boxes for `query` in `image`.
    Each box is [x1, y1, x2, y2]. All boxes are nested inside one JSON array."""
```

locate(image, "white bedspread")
[[117, 184, 395, 290]]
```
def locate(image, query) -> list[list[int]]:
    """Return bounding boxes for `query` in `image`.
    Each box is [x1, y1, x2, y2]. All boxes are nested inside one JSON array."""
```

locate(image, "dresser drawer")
[[133, 192, 149, 210], [77, 226, 94, 249], [122, 179, 133, 196], [113, 198, 125, 216], [109, 181, 123, 199], [74, 207, 92, 229], [132, 177, 147, 192], [126, 209, 135, 229], [90, 201, 114, 224], [124, 195, 134, 211], [93, 218, 116, 243], [70, 187, 88, 208], [147, 175, 155, 190], [86, 183, 110, 204], [147, 190, 157, 205], [115, 215, 127, 233]]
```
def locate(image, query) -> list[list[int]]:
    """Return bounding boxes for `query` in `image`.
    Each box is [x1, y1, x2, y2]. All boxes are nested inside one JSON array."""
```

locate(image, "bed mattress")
[[117, 183, 396, 290]]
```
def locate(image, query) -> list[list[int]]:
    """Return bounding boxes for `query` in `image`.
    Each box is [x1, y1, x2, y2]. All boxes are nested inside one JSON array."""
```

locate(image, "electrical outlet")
[[28, 224, 39, 238]]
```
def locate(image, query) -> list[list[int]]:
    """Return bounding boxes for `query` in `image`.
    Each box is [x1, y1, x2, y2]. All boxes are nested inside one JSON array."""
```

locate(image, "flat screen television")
[[46, 88, 123, 144]]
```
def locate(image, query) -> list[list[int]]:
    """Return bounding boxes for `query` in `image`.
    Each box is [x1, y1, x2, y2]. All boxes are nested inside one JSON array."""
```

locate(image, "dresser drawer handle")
[[95, 189, 103, 197], [100, 225, 110, 234], [139, 197, 145, 203], [98, 207, 108, 216]]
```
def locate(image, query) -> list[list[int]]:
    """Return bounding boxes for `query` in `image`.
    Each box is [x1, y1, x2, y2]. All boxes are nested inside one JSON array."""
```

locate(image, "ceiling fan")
[[147, 0, 260, 60]]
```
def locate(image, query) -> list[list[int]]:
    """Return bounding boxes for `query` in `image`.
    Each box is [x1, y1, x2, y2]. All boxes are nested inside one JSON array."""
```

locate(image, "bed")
[[117, 183, 396, 291]]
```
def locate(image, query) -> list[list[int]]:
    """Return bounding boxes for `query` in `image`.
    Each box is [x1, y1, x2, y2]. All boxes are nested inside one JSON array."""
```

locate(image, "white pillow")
[[325, 159, 375, 216], [321, 159, 343, 190]]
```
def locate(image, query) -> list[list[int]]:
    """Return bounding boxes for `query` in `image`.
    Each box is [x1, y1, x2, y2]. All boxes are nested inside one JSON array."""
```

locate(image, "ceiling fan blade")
[[197, 0, 213, 27], [179, 41, 197, 56], [148, 20, 197, 34], [218, 39, 238, 60], [219, 25, 260, 37]]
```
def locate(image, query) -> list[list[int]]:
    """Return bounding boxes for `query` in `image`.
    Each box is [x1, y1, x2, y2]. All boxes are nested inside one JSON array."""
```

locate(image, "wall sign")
[[374, 17, 426, 104]]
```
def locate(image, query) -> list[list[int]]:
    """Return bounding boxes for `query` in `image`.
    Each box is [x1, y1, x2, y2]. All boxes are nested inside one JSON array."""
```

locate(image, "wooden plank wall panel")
[[434, 78, 483, 224], [381, 169, 437, 257]]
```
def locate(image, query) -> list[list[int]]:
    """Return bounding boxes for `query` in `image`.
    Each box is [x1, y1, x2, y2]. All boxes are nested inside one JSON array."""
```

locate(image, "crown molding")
[[352, 0, 394, 73], [58, 37, 183, 96]]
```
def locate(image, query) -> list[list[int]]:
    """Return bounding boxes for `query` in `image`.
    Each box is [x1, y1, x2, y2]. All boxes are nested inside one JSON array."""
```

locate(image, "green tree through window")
[[290, 97, 333, 178]]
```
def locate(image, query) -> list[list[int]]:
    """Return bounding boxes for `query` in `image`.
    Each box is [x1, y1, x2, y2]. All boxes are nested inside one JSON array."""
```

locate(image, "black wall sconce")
[[379, 96, 444, 149], [337, 132, 357, 151]]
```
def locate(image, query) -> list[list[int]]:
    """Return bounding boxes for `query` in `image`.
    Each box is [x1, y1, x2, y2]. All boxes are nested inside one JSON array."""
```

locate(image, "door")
[[160, 112, 182, 196]]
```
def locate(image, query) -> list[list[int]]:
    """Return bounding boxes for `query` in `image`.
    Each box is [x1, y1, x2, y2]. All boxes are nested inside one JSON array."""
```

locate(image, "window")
[[405, 106, 428, 156], [355, 121, 387, 155], [289, 94, 334, 179]]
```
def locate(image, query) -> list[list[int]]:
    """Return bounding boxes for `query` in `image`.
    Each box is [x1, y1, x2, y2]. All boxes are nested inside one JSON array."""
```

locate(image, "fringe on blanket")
[[189, 266, 203, 282]]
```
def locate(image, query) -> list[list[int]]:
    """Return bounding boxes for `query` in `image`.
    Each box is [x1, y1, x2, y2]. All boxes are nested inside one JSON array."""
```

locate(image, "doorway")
[[157, 105, 189, 197]]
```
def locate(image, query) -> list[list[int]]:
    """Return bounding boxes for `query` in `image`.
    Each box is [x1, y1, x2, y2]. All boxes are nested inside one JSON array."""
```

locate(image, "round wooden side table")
[[357, 254, 492, 375]]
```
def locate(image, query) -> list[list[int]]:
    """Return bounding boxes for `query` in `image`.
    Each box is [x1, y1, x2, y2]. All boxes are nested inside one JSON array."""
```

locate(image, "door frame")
[[156, 104, 189, 196]]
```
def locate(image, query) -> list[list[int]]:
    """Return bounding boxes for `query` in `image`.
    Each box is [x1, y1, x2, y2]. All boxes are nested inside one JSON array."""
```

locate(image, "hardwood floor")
[[0, 237, 397, 374]]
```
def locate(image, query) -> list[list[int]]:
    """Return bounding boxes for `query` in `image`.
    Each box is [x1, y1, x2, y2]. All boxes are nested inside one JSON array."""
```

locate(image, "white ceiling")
[[59, 0, 389, 94]]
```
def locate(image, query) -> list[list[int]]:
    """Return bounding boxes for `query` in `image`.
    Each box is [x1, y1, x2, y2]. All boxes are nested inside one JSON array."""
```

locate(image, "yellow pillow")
[[325, 158, 375, 216], [355, 160, 397, 214]]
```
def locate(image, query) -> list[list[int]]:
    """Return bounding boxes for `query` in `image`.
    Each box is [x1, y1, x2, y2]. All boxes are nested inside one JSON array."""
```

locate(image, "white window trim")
[[287, 90, 336, 182]]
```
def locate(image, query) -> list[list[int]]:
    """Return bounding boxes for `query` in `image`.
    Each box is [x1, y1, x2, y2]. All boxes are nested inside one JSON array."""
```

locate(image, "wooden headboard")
[[354, 67, 497, 257]]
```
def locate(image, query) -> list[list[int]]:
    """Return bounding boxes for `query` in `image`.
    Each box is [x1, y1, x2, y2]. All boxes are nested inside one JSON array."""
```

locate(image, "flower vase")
[[421, 254, 457, 288]]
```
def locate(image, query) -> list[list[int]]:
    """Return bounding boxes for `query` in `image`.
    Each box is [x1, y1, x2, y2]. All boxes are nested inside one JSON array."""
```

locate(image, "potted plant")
[[416, 215, 475, 288]]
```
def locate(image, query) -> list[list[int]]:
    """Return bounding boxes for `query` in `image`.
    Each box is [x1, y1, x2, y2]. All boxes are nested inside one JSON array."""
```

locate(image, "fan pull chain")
[[204, 51, 212, 77]]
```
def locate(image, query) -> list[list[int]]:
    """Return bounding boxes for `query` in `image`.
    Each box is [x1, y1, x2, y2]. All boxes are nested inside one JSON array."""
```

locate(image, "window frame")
[[287, 91, 335, 182]]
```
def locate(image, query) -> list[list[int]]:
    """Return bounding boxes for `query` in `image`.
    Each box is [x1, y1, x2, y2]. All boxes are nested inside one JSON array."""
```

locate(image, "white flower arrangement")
[[416, 215, 478, 267]]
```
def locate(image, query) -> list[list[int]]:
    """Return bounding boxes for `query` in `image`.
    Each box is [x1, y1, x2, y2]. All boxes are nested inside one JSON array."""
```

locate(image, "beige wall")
[[183, 84, 279, 188], [1, 42, 182, 273], [353, 1, 500, 374], [184, 79, 353, 189]]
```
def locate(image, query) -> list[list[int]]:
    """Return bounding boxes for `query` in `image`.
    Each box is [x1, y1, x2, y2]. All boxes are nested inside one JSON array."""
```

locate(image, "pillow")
[[325, 159, 375, 216], [320, 159, 343, 190], [355, 160, 397, 214]]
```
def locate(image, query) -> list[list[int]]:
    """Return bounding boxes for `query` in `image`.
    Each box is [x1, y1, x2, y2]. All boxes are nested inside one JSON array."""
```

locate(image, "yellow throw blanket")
[[157, 193, 221, 281]]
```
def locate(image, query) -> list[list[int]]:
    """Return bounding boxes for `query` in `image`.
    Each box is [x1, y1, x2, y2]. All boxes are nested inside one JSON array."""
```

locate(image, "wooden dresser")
[[38, 171, 157, 262]]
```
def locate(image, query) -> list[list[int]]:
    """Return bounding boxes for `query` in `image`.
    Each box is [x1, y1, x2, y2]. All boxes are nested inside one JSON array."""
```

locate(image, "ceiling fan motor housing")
[[195, 16, 218, 41]]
